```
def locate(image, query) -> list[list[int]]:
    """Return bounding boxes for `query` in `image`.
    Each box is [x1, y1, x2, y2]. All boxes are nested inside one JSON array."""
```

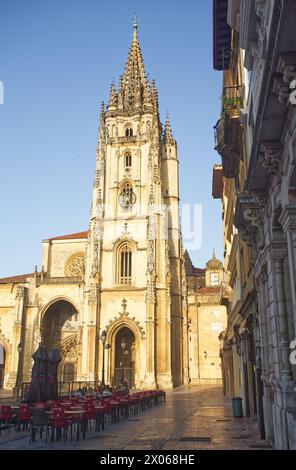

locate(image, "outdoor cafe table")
[[45, 409, 85, 442]]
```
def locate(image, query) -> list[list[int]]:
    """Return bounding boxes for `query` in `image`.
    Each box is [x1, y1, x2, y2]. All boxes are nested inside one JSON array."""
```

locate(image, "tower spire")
[[163, 115, 174, 143], [108, 82, 117, 109], [116, 16, 151, 111], [100, 101, 105, 124], [133, 14, 138, 40]]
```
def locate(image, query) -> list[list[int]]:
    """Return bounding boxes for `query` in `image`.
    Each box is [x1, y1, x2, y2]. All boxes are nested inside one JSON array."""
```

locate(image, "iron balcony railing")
[[214, 85, 244, 152], [222, 85, 244, 111], [214, 116, 225, 152]]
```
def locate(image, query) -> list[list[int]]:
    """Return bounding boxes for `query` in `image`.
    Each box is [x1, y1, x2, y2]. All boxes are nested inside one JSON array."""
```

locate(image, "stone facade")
[[213, 0, 296, 450], [0, 21, 226, 393], [185, 252, 227, 384]]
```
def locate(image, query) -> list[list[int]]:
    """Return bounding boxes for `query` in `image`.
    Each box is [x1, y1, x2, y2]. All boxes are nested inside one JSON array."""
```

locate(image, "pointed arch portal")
[[41, 300, 79, 381], [41, 300, 78, 351], [113, 326, 136, 387]]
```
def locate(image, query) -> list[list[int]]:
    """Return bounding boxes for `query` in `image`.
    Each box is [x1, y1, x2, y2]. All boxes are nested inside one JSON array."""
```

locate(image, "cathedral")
[[0, 20, 226, 391]]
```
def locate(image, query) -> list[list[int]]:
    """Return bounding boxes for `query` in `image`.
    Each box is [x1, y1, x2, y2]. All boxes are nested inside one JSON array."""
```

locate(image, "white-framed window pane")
[[210, 272, 219, 286]]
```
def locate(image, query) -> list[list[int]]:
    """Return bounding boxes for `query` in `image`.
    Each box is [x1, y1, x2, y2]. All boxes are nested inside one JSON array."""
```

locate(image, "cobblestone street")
[[0, 385, 270, 450]]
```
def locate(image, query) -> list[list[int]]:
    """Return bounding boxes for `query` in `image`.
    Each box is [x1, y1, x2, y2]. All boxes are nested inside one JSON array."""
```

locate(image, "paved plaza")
[[0, 385, 270, 450]]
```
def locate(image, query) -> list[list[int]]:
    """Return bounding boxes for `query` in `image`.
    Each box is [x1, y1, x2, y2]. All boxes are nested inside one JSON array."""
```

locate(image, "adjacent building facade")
[[213, 0, 296, 449], [0, 21, 226, 393]]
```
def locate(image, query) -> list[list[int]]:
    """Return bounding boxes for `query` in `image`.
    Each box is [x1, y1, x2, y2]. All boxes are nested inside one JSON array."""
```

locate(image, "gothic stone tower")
[[82, 19, 183, 389]]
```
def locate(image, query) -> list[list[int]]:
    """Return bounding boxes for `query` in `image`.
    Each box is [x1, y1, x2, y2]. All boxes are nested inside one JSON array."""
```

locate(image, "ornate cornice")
[[279, 205, 296, 235], [15, 285, 25, 300], [273, 53, 296, 106], [234, 193, 265, 250], [259, 141, 282, 179]]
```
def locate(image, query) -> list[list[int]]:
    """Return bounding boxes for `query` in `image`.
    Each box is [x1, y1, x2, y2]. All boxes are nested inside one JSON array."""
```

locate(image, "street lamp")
[[100, 330, 110, 386], [120, 338, 127, 384]]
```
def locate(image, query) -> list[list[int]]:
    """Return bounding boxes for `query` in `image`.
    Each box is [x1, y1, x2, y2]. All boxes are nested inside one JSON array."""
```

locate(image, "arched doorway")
[[41, 300, 79, 381], [63, 363, 75, 382], [0, 344, 5, 388], [41, 300, 78, 351], [114, 327, 135, 388]]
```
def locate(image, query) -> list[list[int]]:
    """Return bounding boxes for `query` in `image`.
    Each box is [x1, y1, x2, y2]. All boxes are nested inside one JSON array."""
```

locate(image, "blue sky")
[[0, 0, 223, 277]]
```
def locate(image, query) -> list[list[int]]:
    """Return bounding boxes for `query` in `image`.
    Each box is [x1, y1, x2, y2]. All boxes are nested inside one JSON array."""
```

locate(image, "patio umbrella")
[[38, 345, 49, 400], [28, 344, 49, 403], [47, 348, 61, 400]]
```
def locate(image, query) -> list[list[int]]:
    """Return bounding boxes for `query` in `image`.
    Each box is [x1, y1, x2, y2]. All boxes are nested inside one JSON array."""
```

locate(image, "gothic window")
[[118, 244, 132, 285], [125, 153, 132, 168], [125, 127, 133, 137], [210, 272, 219, 286], [119, 182, 136, 210]]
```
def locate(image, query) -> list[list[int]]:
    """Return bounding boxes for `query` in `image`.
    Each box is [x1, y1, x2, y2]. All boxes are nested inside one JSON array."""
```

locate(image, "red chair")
[[17, 404, 31, 431], [50, 407, 72, 443], [84, 402, 96, 430], [118, 397, 131, 419], [0, 406, 14, 432], [101, 399, 113, 422]]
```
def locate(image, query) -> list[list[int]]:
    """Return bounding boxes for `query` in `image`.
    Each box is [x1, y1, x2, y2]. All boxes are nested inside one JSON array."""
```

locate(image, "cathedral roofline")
[[0, 272, 36, 284], [197, 286, 221, 294], [46, 231, 88, 241]]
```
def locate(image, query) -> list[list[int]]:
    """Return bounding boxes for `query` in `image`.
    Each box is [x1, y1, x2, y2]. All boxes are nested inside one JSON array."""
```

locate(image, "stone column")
[[6, 286, 26, 389], [273, 254, 293, 381], [145, 275, 157, 387], [280, 206, 296, 338], [78, 286, 99, 382], [182, 306, 190, 384]]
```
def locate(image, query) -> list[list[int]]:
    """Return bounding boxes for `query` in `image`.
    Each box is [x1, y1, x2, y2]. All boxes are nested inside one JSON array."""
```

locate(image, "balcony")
[[214, 85, 244, 178]]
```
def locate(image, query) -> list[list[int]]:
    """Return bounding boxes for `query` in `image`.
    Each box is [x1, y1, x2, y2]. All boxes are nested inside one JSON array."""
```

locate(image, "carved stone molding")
[[273, 53, 296, 106], [153, 165, 161, 184], [60, 334, 79, 359], [259, 265, 268, 283], [245, 313, 254, 334], [65, 253, 85, 277], [279, 205, 296, 236], [259, 141, 282, 179], [15, 286, 25, 300], [254, 0, 267, 58], [234, 193, 265, 250], [105, 299, 145, 338], [88, 284, 99, 305], [269, 241, 288, 265], [145, 279, 156, 305], [62, 320, 79, 332]]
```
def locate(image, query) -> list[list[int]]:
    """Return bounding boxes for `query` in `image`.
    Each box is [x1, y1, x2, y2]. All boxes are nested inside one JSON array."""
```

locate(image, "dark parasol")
[[47, 348, 61, 401], [27, 344, 49, 403]]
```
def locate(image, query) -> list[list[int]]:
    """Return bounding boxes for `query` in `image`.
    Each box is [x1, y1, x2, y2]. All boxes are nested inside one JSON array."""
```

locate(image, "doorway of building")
[[114, 327, 135, 388], [41, 300, 79, 381], [41, 300, 78, 350], [63, 362, 75, 382], [0, 344, 5, 388]]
